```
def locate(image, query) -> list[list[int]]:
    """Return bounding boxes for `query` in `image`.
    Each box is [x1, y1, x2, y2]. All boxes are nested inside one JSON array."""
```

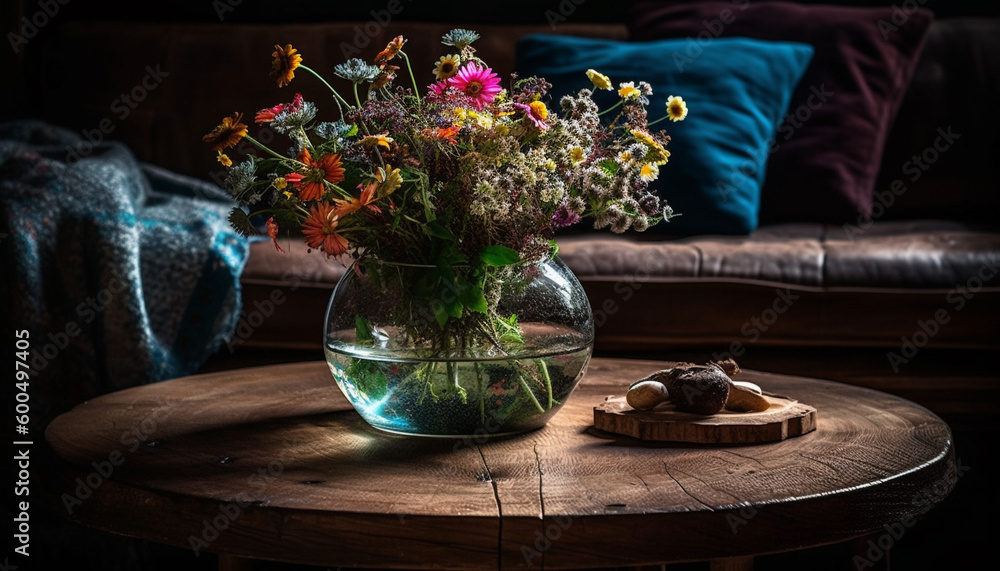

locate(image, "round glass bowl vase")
[[323, 255, 594, 437]]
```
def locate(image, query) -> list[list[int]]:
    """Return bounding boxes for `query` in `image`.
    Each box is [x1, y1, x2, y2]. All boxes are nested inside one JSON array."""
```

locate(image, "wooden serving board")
[[593, 392, 817, 444]]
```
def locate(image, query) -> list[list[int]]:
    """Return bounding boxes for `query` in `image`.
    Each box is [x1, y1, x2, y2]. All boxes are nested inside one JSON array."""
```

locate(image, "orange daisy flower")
[[202, 113, 248, 152], [374, 35, 406, 67], [289, 149, 346, 201], [371, 65, 399, 90], [270, 44, 302, 87], [302, 202, 350, 258], [426, 126, 460, 144], [332, 181, 380, 219]]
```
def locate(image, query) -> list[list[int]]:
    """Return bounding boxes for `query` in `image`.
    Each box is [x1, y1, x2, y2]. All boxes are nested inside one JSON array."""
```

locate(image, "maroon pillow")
[[628, 1, 933, 225]]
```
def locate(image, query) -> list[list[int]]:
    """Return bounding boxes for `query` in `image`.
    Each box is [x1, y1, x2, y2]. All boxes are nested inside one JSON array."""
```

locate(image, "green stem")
[[598, 98, 626, 117], [244, 135, 292, 161], [300, 64, 353, 113], [353, 82, 362, 108], [515, 367, 546, 415], [400, 51, 421, 96], [647, 115, 671, 127], [474, 362, 486, 425], [536, 359, 554, 409]]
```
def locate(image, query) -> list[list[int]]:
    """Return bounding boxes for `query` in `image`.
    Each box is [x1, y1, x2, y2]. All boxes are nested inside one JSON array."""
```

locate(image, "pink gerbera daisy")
[[447, 63, 502, 109], [513, 101, 550, 130], [427, 80, 450, 96]]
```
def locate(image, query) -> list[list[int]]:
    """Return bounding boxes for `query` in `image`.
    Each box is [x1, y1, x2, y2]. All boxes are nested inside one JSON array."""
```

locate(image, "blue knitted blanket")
[[1, 120, 248, 428]]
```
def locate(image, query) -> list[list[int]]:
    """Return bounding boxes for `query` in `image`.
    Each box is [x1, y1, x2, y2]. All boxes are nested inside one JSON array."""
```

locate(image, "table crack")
[[477, 446, 503, 571], [533, 443, 545, 519], [534, 442, 546, 570], [663, 461, 715, 511], [724, 449, 766, 469], [633, 472, 651, 492]]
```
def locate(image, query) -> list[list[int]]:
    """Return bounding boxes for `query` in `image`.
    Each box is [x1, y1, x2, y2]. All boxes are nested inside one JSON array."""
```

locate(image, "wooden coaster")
[[593, 393, 817, 444]]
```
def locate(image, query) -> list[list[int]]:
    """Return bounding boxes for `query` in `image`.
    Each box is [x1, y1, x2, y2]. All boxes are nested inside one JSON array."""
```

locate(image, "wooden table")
[[44, 358, 957, 570]]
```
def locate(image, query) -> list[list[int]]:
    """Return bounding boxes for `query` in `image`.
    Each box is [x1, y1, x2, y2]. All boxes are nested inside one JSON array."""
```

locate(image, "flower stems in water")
[[536, 359, 554, 409], [516, 369, 547, 415]]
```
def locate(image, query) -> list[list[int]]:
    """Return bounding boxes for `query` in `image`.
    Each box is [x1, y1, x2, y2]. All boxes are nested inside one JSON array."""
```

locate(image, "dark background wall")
[[5, 0, 998, 123]]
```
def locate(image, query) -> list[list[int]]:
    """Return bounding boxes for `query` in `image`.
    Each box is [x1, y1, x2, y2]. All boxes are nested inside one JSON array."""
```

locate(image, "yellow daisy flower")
[[618, 82, 640, 99], [216, 152, 232, 167], [433, 54, 461, 80], [273, 177, 288, 190], [375, 165, 403, 197], [650, 148, 670, 165], [631, 129, 671, 165], [569, 147, 586, 163], [631, 129, 656, 147], [361, 134, 394, 149], [586, 69, 613, 91], [639, 163, 659, 182], [666, 95, 688, 122]]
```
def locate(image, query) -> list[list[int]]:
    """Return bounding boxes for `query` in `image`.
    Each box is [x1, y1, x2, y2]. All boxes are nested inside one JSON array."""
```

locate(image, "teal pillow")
[[515, 34, 813, 235]]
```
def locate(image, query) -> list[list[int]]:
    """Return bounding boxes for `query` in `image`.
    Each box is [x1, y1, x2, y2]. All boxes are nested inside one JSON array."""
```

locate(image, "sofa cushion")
[[238, 221, 1000, 353], [515, 34, 813, 236], [627, 1, 933, 226]]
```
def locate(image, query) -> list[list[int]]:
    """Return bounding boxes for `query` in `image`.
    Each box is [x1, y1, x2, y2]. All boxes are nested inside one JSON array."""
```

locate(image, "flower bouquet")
[[204, 29, 687, 436]]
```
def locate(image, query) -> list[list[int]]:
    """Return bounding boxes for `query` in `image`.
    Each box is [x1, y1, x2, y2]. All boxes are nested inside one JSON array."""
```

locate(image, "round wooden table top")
[[44, 358, 957, 569]]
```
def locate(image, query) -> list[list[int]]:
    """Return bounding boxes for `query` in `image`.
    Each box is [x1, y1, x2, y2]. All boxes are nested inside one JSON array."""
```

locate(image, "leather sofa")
[[11, 6, 999, 431]]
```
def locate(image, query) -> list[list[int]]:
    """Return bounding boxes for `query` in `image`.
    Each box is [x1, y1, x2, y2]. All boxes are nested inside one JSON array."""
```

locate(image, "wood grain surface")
[[44, 358, 957, 569], [593, 393, 817, 443]]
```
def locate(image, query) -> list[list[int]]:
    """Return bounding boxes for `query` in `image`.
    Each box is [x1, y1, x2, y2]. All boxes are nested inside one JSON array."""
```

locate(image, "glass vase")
[[323, 255, 594, 437]]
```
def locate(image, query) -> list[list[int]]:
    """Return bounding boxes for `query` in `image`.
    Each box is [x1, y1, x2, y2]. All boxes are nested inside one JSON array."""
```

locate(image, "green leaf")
[[355, 315, 374, 345], [347, 358, 388, 399], [497, 313, 524, 345], [344, 123, 359, 137], [599, 158, 619, 176], [227, 207, 256, 238], [444, 295, 463, 319], [432, 302, 449, 328], [423, 220, 455, 241], [480, 245, 520, 266], [458, 280, 488, 314]]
